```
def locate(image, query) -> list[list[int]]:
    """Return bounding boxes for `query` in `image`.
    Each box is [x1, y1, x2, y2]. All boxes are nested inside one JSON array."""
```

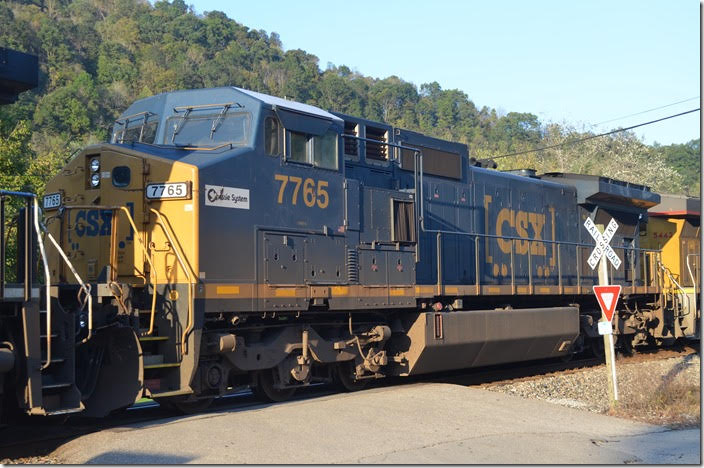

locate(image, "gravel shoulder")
[[483, 352, 701, 428]]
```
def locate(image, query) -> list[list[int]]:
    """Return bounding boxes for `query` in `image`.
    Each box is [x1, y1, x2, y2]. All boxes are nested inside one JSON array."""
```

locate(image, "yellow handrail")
[[149, 208, 195, 354], [57, 205, 159, 338], [116, 206, 158, 336]]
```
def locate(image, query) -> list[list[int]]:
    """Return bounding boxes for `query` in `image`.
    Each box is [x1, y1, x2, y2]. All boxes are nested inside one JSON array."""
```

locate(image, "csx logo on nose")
[[74, 209, 112, 237]]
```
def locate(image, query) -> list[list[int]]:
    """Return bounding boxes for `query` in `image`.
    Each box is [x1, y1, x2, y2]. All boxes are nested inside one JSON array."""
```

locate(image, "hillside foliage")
[[0, 0, 699, 198]]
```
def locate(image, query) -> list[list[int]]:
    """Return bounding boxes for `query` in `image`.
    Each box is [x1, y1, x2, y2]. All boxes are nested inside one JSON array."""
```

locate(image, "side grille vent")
[[346, 248, 359, 283]]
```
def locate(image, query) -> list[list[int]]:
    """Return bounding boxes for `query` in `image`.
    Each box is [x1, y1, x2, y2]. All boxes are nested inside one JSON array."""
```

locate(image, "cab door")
[[98, 150, 146, 282]]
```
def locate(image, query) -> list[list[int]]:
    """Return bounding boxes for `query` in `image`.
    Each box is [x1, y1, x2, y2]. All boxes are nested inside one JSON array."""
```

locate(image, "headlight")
[[90, 173, 100, 187], [90, 158, 100, 172]]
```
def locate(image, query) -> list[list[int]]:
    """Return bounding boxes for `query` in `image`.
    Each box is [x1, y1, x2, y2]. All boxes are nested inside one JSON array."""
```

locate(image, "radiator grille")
[[346, 248, 359, 283]]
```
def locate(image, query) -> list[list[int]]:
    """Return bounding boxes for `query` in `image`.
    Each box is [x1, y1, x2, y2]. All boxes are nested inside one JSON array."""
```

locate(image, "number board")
[[43, 192, 61, 210], [145, 182, 191, 200]]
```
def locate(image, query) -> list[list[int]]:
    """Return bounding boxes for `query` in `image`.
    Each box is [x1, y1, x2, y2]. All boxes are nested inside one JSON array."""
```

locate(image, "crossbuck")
[[583, 218, 622, 270]]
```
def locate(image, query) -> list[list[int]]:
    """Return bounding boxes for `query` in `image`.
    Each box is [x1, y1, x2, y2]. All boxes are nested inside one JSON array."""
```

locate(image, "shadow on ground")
[[85, 451, 195, 464]]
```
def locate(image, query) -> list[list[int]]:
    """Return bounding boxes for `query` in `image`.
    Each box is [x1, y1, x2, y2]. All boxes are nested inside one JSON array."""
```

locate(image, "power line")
[[492, 108, 700, 160], [590, 96, 699, 127]]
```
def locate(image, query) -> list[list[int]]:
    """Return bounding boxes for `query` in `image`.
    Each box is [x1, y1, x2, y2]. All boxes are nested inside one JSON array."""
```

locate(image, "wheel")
[[333, 361, 368, 392], [589, 337, 605, 359], [252, 369, 296, 402], [617, 335, 635, 357]]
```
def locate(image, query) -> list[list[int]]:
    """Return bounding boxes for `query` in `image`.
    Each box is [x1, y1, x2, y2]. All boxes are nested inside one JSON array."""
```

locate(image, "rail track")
[[0, 342, 697, 462]]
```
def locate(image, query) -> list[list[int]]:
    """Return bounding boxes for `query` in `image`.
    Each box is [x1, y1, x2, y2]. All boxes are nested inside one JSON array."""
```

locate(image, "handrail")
[[1, 195, 5, 299], [42, 230, 93, 344], [0, 192, 71, 367], [417, 224, 662, 253], [657, 260, 691, 318], [341, 134, 423, 163], [1, 191, 36, 300], [686, 253, 698, 298], [0, 189, 38, 198], [403, 144, 668, 291], [62, 205, 158, 335], [406, 145, 664, 293], [430, 228, 660, 293], [32, 198, 53, 370], [117, 206, 158, 335], [149, 208, 195, 354], [342, 133, 424, 260]]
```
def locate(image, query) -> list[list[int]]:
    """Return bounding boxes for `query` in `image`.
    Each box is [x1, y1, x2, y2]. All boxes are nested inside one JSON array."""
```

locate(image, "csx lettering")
[[496, 208, 547, 255], [75, 209, 112, 237], [274, 174, 329, 209]]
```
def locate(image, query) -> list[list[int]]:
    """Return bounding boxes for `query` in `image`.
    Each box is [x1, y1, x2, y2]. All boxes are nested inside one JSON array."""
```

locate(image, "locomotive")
[[0, 86, 699, 417]]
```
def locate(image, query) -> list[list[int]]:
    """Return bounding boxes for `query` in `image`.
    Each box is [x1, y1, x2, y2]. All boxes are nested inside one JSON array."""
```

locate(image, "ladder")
[[1, 190, 83, 415]]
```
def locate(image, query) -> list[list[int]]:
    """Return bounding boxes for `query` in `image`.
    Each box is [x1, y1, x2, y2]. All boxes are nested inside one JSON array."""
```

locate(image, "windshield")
[[112, 112, 159, 144], [164, 112, 251, 147]]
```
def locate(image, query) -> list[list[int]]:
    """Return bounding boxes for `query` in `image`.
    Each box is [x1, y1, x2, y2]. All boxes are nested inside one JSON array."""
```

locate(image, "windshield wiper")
[[209, 104, 232, 139], [171, 108, 192, 143]]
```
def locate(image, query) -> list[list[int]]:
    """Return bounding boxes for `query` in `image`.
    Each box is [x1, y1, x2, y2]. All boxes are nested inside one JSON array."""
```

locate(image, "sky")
[[188, 0, 700, 146]]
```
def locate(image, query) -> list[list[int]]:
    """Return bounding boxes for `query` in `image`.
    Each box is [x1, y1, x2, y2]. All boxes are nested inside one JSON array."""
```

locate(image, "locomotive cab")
[[39, 87, 358, 413]]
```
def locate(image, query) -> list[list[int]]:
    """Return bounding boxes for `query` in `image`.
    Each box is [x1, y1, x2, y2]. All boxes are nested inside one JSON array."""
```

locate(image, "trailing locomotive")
[[0, 86, 700, 417]]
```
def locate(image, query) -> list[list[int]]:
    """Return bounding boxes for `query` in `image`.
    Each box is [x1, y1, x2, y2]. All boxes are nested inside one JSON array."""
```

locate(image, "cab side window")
[[289, 131, 308, 163], [313, 131, 337, 169], [286, 130, 338, 170], [264, 117, 282, 156]]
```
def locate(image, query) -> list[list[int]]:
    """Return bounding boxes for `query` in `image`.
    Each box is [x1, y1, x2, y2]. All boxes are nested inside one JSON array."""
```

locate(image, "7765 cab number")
[[145, 182, 191, 200]]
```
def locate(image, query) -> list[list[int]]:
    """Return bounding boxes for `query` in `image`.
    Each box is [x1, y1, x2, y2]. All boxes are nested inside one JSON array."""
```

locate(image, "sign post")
[[583, 217, 622, 407]]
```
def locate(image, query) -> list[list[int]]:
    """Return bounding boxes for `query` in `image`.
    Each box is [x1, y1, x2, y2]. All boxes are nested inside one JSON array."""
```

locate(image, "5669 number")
[[145, 182, 191, 200]]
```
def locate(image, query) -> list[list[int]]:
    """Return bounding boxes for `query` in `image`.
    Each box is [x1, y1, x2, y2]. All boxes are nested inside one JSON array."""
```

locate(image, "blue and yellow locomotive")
[[0, 86, 698, 417]]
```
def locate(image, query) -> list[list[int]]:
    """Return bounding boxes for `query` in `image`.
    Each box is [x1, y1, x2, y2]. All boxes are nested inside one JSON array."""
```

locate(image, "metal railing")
[[339, 135, 664, 294], [0, 190, 37, 301], [342, 133, 423, 261], [686, 253, 699, 298], [57, 204, 198, 354], [0, 191, 57, 368], [658, 261, 691, 318], [404, 151, 663, 294], [149, 208, 195, 354], [62, 205, 158, 336], [430, 229, 661, 295]]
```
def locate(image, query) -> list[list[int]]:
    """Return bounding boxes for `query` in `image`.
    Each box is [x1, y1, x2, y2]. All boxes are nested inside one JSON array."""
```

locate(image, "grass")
[[609, 374, 700, 428]]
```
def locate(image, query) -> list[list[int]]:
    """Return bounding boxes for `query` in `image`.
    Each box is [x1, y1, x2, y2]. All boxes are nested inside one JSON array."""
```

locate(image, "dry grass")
[[609, 371, 700, 428]]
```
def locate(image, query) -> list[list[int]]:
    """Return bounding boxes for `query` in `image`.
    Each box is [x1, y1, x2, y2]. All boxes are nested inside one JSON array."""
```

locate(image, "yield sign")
[[593, 285, 622, 322]]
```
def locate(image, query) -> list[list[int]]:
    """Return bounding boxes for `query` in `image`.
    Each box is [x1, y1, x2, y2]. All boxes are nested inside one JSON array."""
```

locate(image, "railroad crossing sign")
[[584, 218, 622, 270]]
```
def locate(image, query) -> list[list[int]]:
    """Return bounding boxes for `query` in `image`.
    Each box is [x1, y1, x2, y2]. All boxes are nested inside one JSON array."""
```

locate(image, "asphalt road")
[[53, 383, 700, 464]]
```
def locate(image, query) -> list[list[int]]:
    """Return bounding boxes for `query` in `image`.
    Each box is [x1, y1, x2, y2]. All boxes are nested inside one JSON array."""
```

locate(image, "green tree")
[[33, 71, 102, 137], [0, 0, 696, 203], [654, 139, 700, 195]]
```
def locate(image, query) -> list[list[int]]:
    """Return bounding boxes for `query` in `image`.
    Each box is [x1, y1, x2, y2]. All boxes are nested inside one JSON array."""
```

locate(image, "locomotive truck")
[[0, 86, 699, 417]]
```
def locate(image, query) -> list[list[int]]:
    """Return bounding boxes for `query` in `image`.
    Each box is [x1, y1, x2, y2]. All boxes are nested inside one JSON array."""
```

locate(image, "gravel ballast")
[[483, 352, 700, 427]]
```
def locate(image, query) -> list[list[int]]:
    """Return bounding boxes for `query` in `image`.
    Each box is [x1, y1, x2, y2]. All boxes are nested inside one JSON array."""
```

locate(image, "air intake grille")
[[346, 248, 359, 283]]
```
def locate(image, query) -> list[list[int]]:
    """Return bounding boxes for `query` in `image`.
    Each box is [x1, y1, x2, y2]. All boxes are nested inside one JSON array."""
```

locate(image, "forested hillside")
[[0, 0, 699, 198]]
